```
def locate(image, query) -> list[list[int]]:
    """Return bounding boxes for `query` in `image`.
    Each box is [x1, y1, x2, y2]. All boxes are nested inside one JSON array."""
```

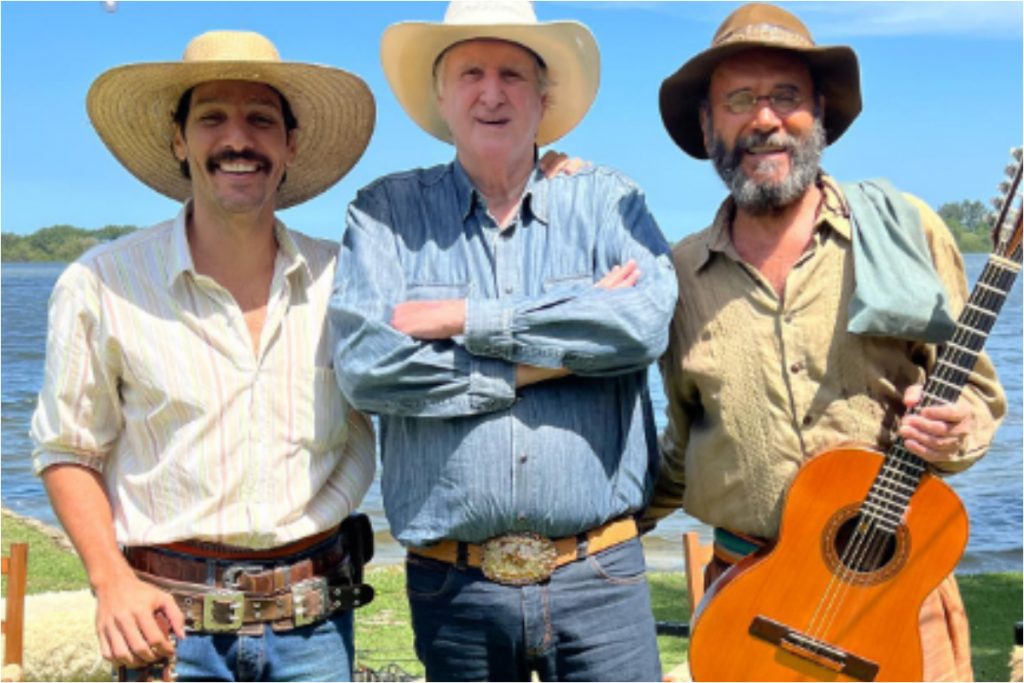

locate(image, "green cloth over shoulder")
[[842, 178, 957, 343]]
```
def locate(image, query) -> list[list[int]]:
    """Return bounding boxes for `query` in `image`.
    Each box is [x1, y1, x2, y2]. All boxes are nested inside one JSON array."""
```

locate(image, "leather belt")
[[408, 517, 638, 585], [137, 570, 371, 634], [124, 532, 347, 594], [124, 530, 373, 634]]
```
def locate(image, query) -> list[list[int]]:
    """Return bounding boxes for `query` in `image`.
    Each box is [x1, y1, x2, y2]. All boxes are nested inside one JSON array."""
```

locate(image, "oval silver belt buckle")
[[481, 532, 558, 585]]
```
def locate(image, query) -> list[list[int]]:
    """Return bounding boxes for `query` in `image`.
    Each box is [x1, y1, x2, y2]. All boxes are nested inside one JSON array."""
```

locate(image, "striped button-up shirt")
[[646, 175, 1006, 539], [31, 203, 376, 549]]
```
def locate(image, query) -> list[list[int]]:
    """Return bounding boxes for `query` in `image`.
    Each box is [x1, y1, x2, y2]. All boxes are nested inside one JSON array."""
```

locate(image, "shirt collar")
[[164, 200, 311, 288], [166, 202, 197, 287], [452, 158, 549, 226], [693, 199, 738, 272], [692, 171, 853, 274], [816, 173, 852, 241]]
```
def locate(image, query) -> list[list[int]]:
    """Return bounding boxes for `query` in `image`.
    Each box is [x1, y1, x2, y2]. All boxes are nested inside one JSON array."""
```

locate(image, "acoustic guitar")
[[689, 151, 1023, 682]]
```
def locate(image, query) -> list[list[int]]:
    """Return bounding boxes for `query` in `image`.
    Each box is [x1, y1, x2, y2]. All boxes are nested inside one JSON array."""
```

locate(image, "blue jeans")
[[406, 537, 661, 682], [122, 610, 354, 682]]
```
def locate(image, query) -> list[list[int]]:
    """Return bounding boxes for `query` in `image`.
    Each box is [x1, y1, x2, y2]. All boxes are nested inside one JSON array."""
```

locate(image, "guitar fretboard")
[[862, 249, 1022, 533]]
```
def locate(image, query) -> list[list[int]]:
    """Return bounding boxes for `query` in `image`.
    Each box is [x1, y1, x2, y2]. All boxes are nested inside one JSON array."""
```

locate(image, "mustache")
[[735, 131, 796, 155], [206, 149, 272, 173]]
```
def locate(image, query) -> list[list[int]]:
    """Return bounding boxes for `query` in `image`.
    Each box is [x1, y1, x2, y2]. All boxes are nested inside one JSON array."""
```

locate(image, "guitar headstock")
[[990, 146, 1022, 262]]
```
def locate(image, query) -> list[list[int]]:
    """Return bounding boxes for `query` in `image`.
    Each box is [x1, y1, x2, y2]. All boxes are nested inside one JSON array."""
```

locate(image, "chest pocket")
[[542, 274, 592, 294], [406, 282, 470, 300]]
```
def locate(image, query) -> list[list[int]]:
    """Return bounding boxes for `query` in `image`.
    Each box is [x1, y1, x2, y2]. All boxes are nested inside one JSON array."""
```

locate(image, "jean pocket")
[[586, 537, 648, 585], [405, 556, 456, 600]]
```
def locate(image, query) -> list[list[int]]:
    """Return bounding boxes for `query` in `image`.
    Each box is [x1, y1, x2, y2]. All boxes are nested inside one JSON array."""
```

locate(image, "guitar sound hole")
[[833, 515, 897, 573]]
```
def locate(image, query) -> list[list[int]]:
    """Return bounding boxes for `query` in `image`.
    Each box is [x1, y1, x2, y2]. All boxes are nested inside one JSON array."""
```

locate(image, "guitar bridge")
[[749, 615, 880, 682]]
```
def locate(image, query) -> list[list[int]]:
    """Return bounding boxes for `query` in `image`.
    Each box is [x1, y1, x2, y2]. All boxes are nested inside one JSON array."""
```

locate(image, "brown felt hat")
[[87, 30, 376, 209], [660, 2, 861, 159]]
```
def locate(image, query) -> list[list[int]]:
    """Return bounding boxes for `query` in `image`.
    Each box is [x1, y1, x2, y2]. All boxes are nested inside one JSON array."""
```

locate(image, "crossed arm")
[[331, 172, 677, 416], [390, 260, 643, 388]]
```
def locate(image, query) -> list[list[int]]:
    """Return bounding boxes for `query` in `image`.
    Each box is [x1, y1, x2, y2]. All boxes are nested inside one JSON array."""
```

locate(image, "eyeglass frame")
[[718, 87, 806, 116]]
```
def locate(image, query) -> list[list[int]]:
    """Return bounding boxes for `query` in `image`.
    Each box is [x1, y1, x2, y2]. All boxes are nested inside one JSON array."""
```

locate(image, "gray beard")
[[709, 118, 826, 215]]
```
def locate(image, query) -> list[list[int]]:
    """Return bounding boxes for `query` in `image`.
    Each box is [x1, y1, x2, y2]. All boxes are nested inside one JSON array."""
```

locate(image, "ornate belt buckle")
[[202, 590, 244, 632], [292, 576, 328, 627], [481, 532, 557, 585]]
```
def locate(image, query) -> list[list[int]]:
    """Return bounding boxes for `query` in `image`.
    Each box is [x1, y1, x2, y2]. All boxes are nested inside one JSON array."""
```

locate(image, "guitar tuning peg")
[[999, 180, 1012, 195], [1008, 164, 1020, 178], [1012, 147, 1022, 162], [991, 197, 1005, 211]]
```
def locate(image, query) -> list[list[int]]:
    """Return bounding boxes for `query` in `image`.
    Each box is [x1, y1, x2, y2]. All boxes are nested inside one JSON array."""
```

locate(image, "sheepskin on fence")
[[0, 589, 107, 682]]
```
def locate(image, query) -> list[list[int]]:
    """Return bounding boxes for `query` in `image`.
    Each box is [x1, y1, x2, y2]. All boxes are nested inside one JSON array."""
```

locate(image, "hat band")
[[714, 23, 814, 50]]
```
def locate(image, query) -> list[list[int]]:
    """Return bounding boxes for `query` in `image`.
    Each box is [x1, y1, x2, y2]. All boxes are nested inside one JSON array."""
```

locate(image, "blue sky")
[[2, 1, 1021, 244]]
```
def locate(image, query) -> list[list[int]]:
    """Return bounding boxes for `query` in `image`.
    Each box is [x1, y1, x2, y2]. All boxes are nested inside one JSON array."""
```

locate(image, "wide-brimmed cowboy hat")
[[380, 0, 599, 146], [660, 2, 861, 159], [87, 30, 375, 209]]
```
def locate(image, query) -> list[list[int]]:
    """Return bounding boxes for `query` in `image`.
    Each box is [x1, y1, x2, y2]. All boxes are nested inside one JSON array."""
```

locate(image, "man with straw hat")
[[643, 3, 1005, 680], [31, 30, 378, 681], [331, 1, 675, 679]]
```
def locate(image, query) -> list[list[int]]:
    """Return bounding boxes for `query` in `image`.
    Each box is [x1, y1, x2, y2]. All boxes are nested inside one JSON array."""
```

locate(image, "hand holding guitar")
[[899, 384, 972, 462]]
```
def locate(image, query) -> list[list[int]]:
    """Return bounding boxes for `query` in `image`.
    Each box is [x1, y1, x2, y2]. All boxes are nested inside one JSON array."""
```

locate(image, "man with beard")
[[643, 3, 1005, 680], [31, 31, 378, 681]]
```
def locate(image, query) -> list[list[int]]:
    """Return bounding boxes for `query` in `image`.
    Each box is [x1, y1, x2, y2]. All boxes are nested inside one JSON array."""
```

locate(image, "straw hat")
[[660, 2, 861, 159], [380, 0, 599, 146], [87, 30, 375, 209]]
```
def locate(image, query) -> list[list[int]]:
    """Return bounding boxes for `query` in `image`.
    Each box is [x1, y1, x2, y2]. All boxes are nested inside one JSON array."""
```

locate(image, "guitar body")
[[690, 446, 968, 682]]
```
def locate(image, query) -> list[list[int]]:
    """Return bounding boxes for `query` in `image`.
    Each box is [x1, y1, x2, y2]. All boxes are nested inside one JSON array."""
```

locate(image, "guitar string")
[[804, 261, 1001, 645], [810, 255, 1018, 645], [807, 258, 1009, 644], [801, 255, 1014, 647], [798, 186, 1019, 650]]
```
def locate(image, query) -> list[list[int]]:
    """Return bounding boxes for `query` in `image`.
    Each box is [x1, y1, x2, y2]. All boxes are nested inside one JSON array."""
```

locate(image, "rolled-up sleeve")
[[464, 179, 678, 375], [331, 184, 517, 418], [31, 263, 122, 475]]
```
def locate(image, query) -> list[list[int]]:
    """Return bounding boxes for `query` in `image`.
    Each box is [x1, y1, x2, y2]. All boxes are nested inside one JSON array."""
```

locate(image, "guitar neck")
[[919, 253, 1021, 409], [863, 154, 1023, 534]]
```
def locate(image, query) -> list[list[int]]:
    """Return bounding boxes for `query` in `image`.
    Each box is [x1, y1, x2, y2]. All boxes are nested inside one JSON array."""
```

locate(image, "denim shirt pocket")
[[541, 273, 591, 294], [406, 282, 471, 300]]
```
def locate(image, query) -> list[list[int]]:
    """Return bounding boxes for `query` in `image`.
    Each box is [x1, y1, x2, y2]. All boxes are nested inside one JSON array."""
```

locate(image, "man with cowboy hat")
[[643, 3, 1005, 680], [31, 30, 378, 681], [331, 1, 676, 680]]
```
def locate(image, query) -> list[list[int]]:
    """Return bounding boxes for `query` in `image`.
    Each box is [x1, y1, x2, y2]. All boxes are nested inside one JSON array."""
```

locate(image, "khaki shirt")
[[646, 176, 1006, 538]]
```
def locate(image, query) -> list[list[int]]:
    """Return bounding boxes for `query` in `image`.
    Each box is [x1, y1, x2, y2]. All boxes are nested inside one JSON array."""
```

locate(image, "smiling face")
[[172, 79, 296, 218], [436, 39, 547, 168], [702, 49, 825, 214]]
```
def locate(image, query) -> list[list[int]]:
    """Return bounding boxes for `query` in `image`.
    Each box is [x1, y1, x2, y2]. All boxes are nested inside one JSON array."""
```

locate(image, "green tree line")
[[1, 224, 138, 262], [0, 200, 999, 263], [936, 200, 995, 253]]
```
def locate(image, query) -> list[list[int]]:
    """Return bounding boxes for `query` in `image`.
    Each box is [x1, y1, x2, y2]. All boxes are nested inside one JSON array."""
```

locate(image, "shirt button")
[[790, 362, 803, 374], [504, 286, 513, 294], [784, 314, 794, 324], [519, 454, 528, 464], [802, 414, 813, 426]]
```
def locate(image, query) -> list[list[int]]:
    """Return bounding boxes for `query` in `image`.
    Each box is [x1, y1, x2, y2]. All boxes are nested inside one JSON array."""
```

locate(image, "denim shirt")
[[330, 160, 677, 546]]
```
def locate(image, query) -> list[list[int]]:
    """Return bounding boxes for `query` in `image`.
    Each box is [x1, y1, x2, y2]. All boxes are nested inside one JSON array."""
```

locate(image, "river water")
[[2, 256, 1020, 572]]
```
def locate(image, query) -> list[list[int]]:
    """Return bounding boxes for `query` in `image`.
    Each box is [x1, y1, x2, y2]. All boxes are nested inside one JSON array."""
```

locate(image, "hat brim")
[[660, 43, 861, 159], [380, 21, 599, 147], [87, 61, 375, 209]]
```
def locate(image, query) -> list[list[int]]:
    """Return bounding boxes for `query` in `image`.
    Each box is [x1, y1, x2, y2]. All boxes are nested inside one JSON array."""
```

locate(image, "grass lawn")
[[4, 510, 1021, 680]]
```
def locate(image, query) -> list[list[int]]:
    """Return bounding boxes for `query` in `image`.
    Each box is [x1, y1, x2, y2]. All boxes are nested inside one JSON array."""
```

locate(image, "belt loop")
[[575, 533, 589, 560], [205, 558, 217, 586], [455, 542, 469, 570]]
